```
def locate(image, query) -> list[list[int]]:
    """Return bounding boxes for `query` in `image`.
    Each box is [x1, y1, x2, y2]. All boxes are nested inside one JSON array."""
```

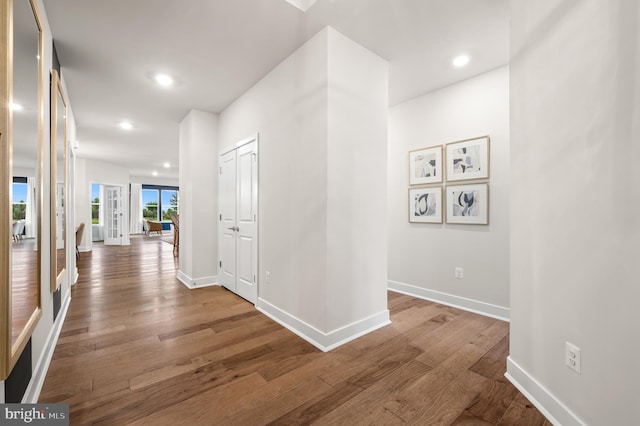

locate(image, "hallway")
[[39, 236, 548, 425]]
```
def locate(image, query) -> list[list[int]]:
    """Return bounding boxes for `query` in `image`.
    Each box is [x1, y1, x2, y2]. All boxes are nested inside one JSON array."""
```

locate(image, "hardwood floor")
[[11, 238, 39, 342], [39, 236, 550, 425]]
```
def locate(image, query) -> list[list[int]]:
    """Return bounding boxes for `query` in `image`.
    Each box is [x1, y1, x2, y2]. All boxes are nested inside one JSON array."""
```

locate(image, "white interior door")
[[219, 150, 237, 292], [104, 186, 122, 245], [219, 137, 258, 304], [235, 142, 258, 302]]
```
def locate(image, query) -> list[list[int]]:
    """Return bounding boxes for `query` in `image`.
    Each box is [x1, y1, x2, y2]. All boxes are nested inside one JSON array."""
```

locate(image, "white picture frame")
[[445, 136, 490, 182], [409, 146, 442, 185], [409, 186, 442, 223], [445, 183, 489, 225]]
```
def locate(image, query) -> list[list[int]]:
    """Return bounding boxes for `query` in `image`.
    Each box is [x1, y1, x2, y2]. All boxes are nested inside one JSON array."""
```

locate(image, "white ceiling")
[[42, 0, 509, 180]]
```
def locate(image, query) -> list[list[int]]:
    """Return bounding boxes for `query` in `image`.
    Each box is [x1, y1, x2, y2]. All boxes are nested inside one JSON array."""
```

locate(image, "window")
[[141, 185, 179, 221], [91, 183, 100, 224], [142, 189, 159, 221], [12, 182, 27, 220], [161, 190, 178, 220]]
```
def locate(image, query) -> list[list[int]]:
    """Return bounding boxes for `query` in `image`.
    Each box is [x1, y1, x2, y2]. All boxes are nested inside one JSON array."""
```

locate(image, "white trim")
[[506, 357, 585, 426], [22, 293, 71, 403], [221, 133, 259, 156], [236, 133, 259, 149], [177, 270, 219, 289], [387, 280, 510, 322], [256, 298, 390, 352], [74, 267, 79, 285]]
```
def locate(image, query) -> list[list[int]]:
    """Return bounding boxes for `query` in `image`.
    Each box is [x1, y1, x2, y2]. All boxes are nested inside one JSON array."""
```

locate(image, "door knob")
[[227, 226, 239, 231]]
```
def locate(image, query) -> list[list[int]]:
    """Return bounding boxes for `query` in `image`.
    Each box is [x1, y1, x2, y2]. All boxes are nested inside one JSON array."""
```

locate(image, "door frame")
[[89, 181, 129, 248], [104, 185, 123, 245], [219, 133, 259, 303]]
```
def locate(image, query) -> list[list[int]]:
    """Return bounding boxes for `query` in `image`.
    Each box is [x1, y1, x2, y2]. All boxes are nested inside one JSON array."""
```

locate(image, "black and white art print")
[[409, 187, 442, 223], [446, 183, 488, 224], [409, 146, 442, 185], [445, 136, 490, 182]]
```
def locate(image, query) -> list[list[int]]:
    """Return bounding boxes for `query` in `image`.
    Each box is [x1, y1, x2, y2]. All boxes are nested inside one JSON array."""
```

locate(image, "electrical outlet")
[[565, 342, 581, 374], [265, 270, 271, 284], [455, 267, 464, 279]]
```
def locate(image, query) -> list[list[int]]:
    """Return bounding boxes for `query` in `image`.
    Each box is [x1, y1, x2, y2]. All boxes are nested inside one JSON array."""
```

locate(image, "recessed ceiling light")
[[453, 54, 470, 68], [163, 162, 170, 168], [10, 102, 23, 111], [152, 171, 158, 177], [154, 74, 174, 87], [119, 121, 133, 130]]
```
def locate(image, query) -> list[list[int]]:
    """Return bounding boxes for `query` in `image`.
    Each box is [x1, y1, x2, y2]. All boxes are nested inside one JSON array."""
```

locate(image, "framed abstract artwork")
[[409, 146, 442, 185], [445, 183, 489, 225], [445, 136, 490, 182], [409, 186, 442, 223]]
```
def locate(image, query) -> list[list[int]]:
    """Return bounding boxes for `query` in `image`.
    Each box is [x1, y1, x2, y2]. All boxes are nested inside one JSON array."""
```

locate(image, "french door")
[[219, 137, 258, 304], [104, 185, 123, 245]]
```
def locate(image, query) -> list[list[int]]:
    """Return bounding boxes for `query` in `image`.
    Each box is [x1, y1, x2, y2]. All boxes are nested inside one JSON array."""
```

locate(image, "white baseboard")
[[177, 270, 219, 289], [506, 357, 585, 426], [387, 280, 510, 322], [256, 298, 390, 352], [22, 292, 71, 403]]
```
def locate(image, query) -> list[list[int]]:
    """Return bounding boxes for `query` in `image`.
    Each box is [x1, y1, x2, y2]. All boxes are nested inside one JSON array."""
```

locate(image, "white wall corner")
[[284, 0, 318, 12], [22, 292, 71, 403], [388, 280, 510, 322], [176, 270, 219, 290], [506, 357, 586, 426], [256, 298, 390, 352]]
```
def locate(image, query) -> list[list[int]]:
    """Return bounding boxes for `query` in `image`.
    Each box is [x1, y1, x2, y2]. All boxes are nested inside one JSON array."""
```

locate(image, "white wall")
[[388, 67, 510, 319], [325, 29, 388, 331], [129, 175, 178, 187], [178, 110, 218, 287], [509, 1, 640, 425], [219, 27, 389, 348], [1, 0, 77, 402], [219, 28, 329, 330], [29, 0, 57, 393], [74, 158, 130, 251]]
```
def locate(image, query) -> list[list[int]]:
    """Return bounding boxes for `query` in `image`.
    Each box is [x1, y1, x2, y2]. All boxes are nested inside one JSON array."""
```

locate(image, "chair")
[[12, 221, 20, 242], [75, 222, 85, 259], [12, 220, 25, 242], [145, 220, 163, 235], [169, 213, 179, 256]]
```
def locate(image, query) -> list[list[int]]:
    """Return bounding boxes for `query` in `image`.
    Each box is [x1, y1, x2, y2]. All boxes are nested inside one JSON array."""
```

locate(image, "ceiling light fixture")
[[453, 54, 470, 68], [154, 73, 174, 87], [163, 162, 170, 168], [10, 102, 23, 111], [152, 171, 158, 177], [119, 121, 133, 130]]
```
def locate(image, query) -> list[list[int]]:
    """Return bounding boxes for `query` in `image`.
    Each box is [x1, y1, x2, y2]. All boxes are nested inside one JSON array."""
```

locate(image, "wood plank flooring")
[[11, 238, 39, 342], [39, 236, 550, 425]]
